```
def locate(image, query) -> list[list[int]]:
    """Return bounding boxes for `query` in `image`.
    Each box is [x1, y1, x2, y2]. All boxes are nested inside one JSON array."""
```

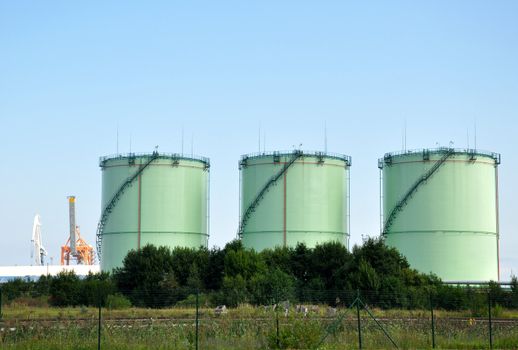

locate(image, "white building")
[[0, 265, 100, 283]]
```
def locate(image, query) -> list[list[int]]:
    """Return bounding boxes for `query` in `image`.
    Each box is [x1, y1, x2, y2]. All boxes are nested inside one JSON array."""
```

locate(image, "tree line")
[[2, 238, 517, 311]]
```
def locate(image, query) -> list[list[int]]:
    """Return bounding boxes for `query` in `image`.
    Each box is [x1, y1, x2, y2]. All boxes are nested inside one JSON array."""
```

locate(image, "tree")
[[309, 241, 352, 290], [511, 275, 518, 308], [352, 237, 409, 276], [203, 247, 225, 291], [289, 243, 312, 285], [49, 271, 81, 306], [221, 274, 249, 306], [224, 248, 266, 280], [170, 247, 203, 286], [260, 246, 293, 274], [249, 268, 296, 305], [1, 278, 34, 302], [113, 245, 176, 307]]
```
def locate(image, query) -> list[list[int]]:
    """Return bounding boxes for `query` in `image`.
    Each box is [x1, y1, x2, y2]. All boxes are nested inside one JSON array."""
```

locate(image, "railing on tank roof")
[[240, 150, 352, 166], [442, 281, 515, 287], [379, 147, 500, 167], [99, 152, 210, 167]]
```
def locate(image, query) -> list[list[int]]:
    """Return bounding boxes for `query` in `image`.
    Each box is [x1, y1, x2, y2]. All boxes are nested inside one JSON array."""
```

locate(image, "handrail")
[[96, 152, 160, 258], [240, 150, 351, 166], [382, 148, 455, 235], [379, 148, 500, 167], [238, 150, 303, 237], [100, 152, 210, 166]]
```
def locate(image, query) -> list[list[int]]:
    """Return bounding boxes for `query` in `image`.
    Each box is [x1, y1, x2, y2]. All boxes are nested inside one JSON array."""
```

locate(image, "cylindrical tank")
[[239, 150, 351, 251], [379, 148, 501, 282], [98, 152, 210, 271]]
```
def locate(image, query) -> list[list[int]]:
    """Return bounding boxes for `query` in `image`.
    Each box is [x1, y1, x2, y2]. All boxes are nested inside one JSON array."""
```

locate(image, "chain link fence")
[[1, 285, 518, 349]]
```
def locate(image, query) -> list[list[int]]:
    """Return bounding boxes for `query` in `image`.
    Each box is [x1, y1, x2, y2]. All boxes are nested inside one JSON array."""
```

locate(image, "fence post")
[[0, 285, 3, 320], [430, 293, 435, 349], [98, 295, 102, 350], [276, 307, 280, 348], [195, 289, 199, 350], [356, 290, 362, 350], [488, 291, 493, 350], [97, 284, 102, 350]]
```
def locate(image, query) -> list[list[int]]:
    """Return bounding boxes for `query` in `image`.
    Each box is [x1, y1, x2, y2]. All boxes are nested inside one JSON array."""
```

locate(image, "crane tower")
[[61, 196, 95, 265]]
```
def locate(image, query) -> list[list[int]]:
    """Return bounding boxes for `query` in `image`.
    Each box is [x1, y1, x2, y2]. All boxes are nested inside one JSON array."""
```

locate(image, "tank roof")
[[99, 152, 210, 167], [240, 150, 352, 165], [380, 147, 500, 164]]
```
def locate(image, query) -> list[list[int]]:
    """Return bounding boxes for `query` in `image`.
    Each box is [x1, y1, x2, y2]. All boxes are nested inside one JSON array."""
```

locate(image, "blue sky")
[[1, 1, 517, 279]]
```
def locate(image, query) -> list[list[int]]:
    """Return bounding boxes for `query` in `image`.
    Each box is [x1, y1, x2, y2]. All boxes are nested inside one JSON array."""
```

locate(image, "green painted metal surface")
[[379, 148, 501, 282], [99, 153, 209, 272], [239, 151, 351, 251]]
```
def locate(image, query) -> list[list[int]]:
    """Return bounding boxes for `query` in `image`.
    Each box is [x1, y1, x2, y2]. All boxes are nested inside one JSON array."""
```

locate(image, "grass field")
[[2, 304, 518, 349]]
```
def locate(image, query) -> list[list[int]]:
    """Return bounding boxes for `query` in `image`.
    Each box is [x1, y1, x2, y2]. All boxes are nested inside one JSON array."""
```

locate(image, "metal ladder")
[[96, 152, 160, 258], [382, 148, 454, 235], [238, 150, 303, 237]]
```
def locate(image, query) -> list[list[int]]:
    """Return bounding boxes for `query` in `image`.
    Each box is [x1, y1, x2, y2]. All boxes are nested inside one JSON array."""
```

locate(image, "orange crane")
[[61, 196, 95, 265]]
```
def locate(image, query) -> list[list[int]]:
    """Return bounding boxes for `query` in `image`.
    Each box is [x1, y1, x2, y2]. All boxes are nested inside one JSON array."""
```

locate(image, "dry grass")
[[2, 304, 518, 349]]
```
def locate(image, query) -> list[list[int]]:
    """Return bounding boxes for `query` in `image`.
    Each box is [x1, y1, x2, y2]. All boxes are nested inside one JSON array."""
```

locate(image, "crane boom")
[[31, 214, 47, 266]]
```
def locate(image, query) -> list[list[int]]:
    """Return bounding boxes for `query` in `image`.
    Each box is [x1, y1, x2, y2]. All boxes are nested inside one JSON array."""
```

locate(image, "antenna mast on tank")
[[474, 120, 477, 150], [404, 119, 407, 151], [324, 122, 328, 153], [401, 119, 407, 151], [258, 123, 261, 153], [401, 125, 404, 151], [116, 123, 119, 155]]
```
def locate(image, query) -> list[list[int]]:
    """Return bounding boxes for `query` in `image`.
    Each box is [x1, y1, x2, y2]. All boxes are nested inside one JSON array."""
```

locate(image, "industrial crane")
[[61, 196, 95, 265], [31, 214, 47, 266]]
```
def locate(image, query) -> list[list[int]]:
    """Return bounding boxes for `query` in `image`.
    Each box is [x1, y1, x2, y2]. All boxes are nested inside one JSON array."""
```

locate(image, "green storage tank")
[[238, 150, 351, 251], [96, 152, 210, 272], [379, 148, 501, 282]]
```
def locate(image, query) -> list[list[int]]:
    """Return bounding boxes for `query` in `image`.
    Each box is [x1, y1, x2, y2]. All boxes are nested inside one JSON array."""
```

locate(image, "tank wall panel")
[[382, 151, 499, 281], [241, 153, 349, 251], [385, 232, 497, 281], [100, 156, 209, 271]]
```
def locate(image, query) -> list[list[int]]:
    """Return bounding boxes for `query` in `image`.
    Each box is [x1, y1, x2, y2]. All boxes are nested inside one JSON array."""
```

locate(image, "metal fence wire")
[[0, 286, 517, 349]]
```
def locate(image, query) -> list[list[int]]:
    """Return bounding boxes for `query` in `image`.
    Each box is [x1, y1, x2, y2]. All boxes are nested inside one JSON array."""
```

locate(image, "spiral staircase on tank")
[[96, 152, 159, 259], [382, 148, 455, 235], [238, 150, 303, 237]]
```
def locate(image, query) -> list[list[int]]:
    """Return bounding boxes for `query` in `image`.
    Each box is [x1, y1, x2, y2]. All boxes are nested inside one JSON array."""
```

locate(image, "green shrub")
[[493, 303, 503, 318], [106, 294, 132, 309], [10, 295, 49, 308], [175, 293, 212, 307], [267, 318, 323, 349], [2, 278, 34, 301]]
